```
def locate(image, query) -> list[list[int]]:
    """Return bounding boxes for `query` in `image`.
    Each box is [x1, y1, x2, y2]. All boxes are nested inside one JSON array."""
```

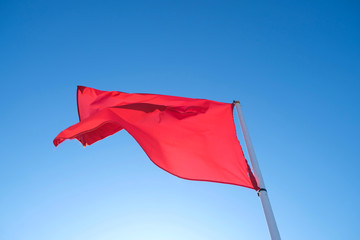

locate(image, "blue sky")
[[1, 1, 359, 239]]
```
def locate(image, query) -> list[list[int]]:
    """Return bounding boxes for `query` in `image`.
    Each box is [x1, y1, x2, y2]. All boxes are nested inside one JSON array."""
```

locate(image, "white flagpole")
[[233, 101, 281, 240]]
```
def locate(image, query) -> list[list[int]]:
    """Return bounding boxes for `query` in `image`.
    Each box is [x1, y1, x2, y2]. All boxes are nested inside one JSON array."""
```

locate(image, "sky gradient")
[[1, 1, 359, 239]]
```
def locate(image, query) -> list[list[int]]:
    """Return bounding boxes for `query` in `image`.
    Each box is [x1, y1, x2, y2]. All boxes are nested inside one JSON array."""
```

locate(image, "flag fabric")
[[54, 86, 259, 190]]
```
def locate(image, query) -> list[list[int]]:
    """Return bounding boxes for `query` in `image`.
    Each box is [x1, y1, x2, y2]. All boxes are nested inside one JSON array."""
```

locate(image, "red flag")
[[54, 86, 259, 190]]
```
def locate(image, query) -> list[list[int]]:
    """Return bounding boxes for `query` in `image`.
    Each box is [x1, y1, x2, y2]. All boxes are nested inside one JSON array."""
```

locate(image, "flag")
[[54, 86, 259, 190]]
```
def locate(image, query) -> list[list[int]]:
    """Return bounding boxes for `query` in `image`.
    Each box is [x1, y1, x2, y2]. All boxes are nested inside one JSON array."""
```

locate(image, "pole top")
[[233, 100, 240, 104]]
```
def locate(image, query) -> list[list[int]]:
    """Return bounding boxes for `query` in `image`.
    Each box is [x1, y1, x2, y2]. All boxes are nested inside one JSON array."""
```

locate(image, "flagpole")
[[233, 101, 281, 240]]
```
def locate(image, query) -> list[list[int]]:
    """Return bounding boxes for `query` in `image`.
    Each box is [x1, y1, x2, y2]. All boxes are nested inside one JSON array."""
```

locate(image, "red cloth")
[[54, 86, 259, 190]]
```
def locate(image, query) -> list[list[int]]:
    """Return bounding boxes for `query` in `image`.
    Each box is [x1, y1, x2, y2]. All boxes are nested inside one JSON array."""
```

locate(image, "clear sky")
[[1, 1, 359, 239]]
